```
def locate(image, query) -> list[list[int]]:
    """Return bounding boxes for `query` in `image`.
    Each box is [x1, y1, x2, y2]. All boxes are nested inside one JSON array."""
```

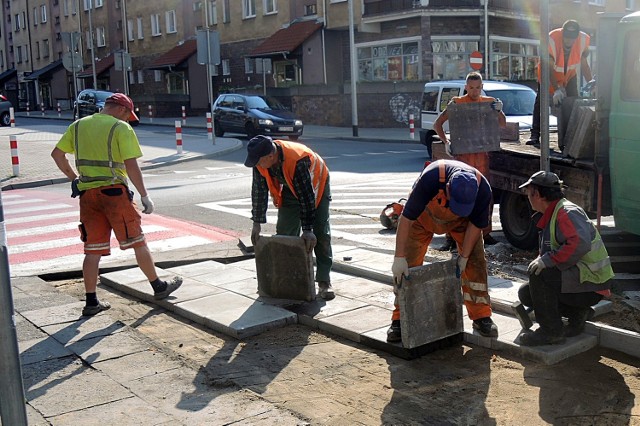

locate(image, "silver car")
[[0, 94, 13, 126]]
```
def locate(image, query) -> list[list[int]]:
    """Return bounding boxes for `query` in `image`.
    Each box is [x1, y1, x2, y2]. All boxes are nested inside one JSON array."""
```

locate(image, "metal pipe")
[[122, 0, 129, 95], [484, 0, 489, 80], [348, 0, 358, 137], [540, 0, 550, 171], [88, 0, 97, 89]]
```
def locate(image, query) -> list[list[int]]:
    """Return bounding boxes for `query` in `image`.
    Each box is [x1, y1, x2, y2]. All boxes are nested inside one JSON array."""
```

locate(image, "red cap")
[[106, 93, 139, 122]]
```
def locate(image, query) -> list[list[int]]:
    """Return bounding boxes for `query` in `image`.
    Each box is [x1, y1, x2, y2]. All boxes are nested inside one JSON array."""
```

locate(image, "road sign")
[[62, 52, 83, 72], [196, 30, 221, 65], [470, 50, 483, 70]]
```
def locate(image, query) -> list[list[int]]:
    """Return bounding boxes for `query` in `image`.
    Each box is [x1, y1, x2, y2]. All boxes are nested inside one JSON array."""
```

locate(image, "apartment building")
[[0, 0, 637, 126]]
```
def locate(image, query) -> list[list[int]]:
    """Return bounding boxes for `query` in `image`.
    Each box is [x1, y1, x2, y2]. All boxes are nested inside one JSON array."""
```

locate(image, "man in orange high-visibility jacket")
[[527, 20, 593, 146], [434, 71, 506, 247], [245, 135, 334, 300]]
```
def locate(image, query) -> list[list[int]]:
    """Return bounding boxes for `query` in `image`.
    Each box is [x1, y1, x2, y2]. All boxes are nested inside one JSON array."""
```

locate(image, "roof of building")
[[148, 39, 197, 69], [24, 60, 64, 81], [78, 54, 115, 78], [249, 20, 323, 57]]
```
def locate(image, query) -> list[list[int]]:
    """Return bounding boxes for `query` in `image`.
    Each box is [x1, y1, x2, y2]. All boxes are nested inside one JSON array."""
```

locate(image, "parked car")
[[420, 80, 557, 145], [0, 94, 13, 126], [213, 94, 303, 140], [73, 89, 139, 125]]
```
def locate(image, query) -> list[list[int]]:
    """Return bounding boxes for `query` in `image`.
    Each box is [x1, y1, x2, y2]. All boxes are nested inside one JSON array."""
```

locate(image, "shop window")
[[357, 40, 420, 82]]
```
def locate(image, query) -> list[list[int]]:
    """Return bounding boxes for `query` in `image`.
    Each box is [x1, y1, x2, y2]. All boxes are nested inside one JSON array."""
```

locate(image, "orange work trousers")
[[455, 152, 492, 236]]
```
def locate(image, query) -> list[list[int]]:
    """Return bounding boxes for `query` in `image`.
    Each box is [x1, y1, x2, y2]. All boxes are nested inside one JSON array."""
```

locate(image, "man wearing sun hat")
[[51, 93, 182, 317], [515, 171, 613, 346], [527, 19, 593, 147], [387, 159, 497, 342]]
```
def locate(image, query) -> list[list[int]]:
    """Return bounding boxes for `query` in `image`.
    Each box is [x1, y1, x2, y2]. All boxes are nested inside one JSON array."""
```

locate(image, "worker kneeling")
[[388, 159, 498, 343], [516, 171, 613, 346]]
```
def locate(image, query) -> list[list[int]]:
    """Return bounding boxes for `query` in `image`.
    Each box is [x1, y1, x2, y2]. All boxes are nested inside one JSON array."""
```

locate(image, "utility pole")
[[87, 0, 97, 89], [540, 0, 550, 171], [348, 0, 359, 137], [121, 0, 129, 94]]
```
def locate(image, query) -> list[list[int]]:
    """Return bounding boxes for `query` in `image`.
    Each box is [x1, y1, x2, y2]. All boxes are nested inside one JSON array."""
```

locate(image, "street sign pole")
[[122, 51, 129, 95]]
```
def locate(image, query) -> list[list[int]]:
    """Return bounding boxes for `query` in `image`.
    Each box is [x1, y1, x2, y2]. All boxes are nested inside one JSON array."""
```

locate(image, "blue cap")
[[449, 171, 478, 217], [244, 135, 275, 167]]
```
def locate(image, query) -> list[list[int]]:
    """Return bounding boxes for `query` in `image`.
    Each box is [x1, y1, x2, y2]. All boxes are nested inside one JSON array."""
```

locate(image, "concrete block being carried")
[[448, 102, 501, 154], [398, 260, 463, 349], [254, 235, 315, 302]]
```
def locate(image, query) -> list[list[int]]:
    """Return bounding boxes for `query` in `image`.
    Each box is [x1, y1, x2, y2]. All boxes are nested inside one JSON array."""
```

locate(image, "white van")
[[419, 79, 556, 146]]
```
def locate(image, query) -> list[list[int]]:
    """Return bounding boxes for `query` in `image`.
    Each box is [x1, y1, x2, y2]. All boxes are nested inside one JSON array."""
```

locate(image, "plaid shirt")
[[251, 148, 316, 230]]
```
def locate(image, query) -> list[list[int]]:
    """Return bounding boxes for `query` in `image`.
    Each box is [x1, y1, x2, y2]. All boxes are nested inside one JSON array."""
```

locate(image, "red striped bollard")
[[409, 113, 415, 140], [41, 102, 45, 116], [9, 107, 15, 127], [206, 112, 213, 141], [175, 120, 183, 154], [181, 105, 186, 124], [57, 102, 61, 117], [148, 105, 153, 123], [26, 102, 30, 116], [10, 135, 19, 176]]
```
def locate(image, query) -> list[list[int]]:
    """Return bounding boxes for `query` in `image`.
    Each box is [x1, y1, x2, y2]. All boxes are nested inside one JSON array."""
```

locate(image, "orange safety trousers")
[[391, 189, 492, 322], [454, 151, 492, 236]]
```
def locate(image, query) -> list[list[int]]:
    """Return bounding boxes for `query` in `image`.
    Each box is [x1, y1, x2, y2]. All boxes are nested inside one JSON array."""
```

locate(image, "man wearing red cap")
[[387, 159, 498, 342], [51, 93, 182, 316]]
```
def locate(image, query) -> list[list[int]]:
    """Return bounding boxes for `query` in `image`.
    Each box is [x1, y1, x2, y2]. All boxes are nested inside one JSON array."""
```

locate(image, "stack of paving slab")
[[99, 245, 640, 365], [561, 98, 597, 159]]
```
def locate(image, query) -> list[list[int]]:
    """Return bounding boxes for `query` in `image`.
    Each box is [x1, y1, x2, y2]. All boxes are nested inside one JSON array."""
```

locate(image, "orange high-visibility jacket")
[[256, 139, 329, 208], [538, 28, 590, 93]]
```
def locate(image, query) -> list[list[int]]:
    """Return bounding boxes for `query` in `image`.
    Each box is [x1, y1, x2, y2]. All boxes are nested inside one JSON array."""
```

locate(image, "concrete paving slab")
[[254, 235, 315, 301], [19, 336, 74, 365], [353, 289, 396, 310], [175, 291, 297, 339], [23, 358, 132, 418], [94, 349, 183, 383], [229, 258, 258, 271], [164, 260, 228, 277], [19, 301, 87, 327], [291, 295, 368, 327], [190, 264, 257, 286], [47, 394, 175, 426], [214, 277, 261, 299], [67, 331, 152, 364], [41, 315, 127, 345], [317, 305, 392, 343], [399, 261, 462, 349], [12, 289, 79, 313], [594, 323, 640, 359], [16, 313, 48, 342], [154, 277, 226, 305], [332, 276, 391, 299], [99, 267, 169, 286]]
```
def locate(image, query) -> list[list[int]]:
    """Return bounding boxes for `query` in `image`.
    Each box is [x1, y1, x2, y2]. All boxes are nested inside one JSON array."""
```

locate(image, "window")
[[588, 0, 605, 5], [22, 11, 26, 28], [127, 19, 134, 40], [40, 5, 47, 23], [330, 0, 346, 2], [165, 10, 176, 34], [264, 0, 276, 14], [95, 0, 103, 7], [431, 38, 482, 80], [154, 70, 162, 82], [96, 27, 105, 47], [151, 14, 161, 36], [223, 0, 230, 23], [137, 17, 144, 39], [35, 41, 40, 59], [244, 57, 254, 73], [304, 3, 317, 15], [63, 0, 69, 16], [621, 30, 640, 100], [16, 46, 22, 63], [222, 59, 230, 75], [357, 39, 421, 82], [24, 45, 28, 62], [128, 70, 134, 84], [33, 7, 38, 26], [626, 0, 635, 9], [72, 0, 77, 14], [43, 39, 49, 57], [489, 37, 539, 81], [207, 0, 217, 26], [243, 0, 256, 18], [14, 14, 20, 31], [168, 72, 187, 94], [137, 70, 144, 84], [84, 0, 91, 11]]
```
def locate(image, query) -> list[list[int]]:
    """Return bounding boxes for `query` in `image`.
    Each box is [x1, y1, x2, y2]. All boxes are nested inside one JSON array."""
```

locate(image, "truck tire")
[[499, 191, 538, 250]]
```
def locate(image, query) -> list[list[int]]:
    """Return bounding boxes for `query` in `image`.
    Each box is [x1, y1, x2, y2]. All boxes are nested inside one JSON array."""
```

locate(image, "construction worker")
[[434, 71, 506, 248], [244, 135, 334, 300], [51, 93, 182, 316], [516, 171, 613, 346], [387, 159, 498, 343], [527, 19, 593, 147]]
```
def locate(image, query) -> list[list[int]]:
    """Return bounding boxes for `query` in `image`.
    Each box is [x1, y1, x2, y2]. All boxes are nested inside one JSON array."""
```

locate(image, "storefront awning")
[[0, 68, 16, 83], [249, 20, 323, 57], [147, 39, 197, 70], [78, 54, 114, 78], [24, 60, 63, 80]]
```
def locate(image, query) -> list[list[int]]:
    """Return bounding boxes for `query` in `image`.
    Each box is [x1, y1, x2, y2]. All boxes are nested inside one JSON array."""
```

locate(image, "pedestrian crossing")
[[3, 189, 238, 277]]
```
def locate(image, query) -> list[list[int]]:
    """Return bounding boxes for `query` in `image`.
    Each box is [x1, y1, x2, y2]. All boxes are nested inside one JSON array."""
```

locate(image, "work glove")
[[141, 195, 154, 214], [301, 230, 317, 253], [71, 178, 81, 198], [455, 255, 468, 278], [392, 256, 410, 285], [527, 256, 546, 276], [445, 142, 453, 158], [552, 87, 567, 106], [491, 98, 503, 112], [251, 222, 261, 246]]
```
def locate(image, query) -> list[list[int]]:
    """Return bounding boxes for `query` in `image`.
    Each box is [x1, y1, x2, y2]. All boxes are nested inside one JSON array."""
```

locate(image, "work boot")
[[153, 276, 183, 300], [483, 234, 499, 246], [563, 306, 594, 337], [525, 136, 539, 146], [318, 281, 335, 301], [472, 317, 499, 338], [435, 237, 456, 252], [386, 320, 402, 343], [519, 329, 566, 346]]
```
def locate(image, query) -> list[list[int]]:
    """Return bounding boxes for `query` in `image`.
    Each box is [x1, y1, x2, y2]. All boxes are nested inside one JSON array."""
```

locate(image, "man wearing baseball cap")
[[515, 171, 613, 346], [387, 159, 497, 342], [51, 93, 182, 316], [527, 19, 593, 147]]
